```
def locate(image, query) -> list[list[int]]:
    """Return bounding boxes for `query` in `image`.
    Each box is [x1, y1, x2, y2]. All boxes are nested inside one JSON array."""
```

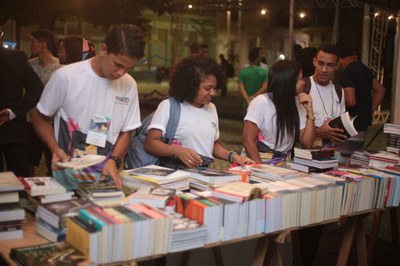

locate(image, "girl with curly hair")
[[145, 56, 254, 169]]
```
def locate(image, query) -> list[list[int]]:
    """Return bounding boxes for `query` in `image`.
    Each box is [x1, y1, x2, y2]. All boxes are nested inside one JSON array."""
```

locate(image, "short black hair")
[[104, 24, 145, 59], [248, 47, 261, 63], [315, 43, 340, 61], [335, 41, 356, 58], [31, 29, 58, 55]]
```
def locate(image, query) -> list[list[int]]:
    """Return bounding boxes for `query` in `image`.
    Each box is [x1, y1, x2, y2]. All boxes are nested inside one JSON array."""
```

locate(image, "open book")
[[56, 154, 106, 170], [329, 112, 358, 138]]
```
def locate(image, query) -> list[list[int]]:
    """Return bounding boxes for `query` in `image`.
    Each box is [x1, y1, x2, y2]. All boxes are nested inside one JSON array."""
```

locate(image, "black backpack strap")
[[333, 83, 342, 103]]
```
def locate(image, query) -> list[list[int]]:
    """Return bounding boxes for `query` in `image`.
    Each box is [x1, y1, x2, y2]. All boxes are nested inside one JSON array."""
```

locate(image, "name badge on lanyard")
[[86, 114, 111, 148]]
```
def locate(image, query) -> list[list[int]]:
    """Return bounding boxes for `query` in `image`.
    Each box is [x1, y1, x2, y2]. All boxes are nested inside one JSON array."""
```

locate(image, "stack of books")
[[123, 187, 176, 209], [77, 181, 125, 206], [247, 164, 304, 182], [368, 151, 400, 168], [291, 147, 338, 173], [185, 167, 242, 192], [0, 172, 25, 241], [384, 123, 400, 154], [349, 150, 371, 168], [35, 198, 95, 242], [67, 203, 173, 263], [120, 165, 190, 191], [168, 212, 207, 252]]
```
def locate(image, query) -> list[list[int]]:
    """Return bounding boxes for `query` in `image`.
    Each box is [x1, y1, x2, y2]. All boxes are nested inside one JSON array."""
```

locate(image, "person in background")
[[189, 42, 200, 56], [0, 41, 44, 176], [336, 41, 385, 161], [145, 56, 254, 169], [242, 60, 315, 164], [58, 36, 96, 65], [29, 29, 62, 176], [199, 43, 209, 58], [238, 47, 268, 113], [219, 54, 229, 96], [32, 24, 145, 189]]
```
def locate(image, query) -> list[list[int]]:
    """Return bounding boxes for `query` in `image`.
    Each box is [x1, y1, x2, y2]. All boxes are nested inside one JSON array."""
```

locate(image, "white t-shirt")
[[36, 59, 141, 155], [148, 99, 219, 158], [244, 94, 307, 153], [309, 76, 345, 127]]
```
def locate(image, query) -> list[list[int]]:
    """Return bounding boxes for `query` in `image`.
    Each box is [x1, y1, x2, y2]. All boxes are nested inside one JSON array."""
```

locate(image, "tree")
[[0, 0, 173, 30]]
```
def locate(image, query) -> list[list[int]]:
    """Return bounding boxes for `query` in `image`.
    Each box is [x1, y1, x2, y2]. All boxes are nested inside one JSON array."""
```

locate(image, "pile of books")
[[0, 172, 25, 241], [368, 151, 400, 169], [291, 147, 338, 173], [384, 123, 400, 155], [247, 164, 304, 182], [123, 187, 176, 209], [120, 165, 190, 191], [349, 150, 371, 168], [66, 203, 173, 264], [77, 181, 125, 206], [185, 167, 242, 192], [35, 198, 95, 242]]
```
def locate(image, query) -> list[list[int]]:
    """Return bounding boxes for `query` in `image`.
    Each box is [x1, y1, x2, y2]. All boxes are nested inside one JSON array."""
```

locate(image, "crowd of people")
[[0, 24, 386, 187]]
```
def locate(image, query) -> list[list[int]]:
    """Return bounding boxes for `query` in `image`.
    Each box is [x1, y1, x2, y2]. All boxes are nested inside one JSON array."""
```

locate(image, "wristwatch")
[[109, 155, 122, 169], [306, 113, 315, 121]]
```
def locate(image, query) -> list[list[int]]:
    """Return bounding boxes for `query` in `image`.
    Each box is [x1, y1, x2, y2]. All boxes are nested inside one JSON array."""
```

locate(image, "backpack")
[[302, 76, 342, 103], [124, 97, 181, 169]]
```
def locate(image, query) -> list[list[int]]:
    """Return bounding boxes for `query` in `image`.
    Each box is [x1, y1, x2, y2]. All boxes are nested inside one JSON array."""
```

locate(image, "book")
[[55, 154, 106, 170], [290, 162, 333, 173], [211, 181, 263, 203], [36, 191, 75, 204], [0, 172, 24, 192], [36, 219, 66, 242], [328, 111, 358, 138], [0, 191, 19, 204], [78, 181, 124, 198], [123, 187, 176, 208], [0, 204, 25, 222], [19, 176, 66, 197], [36, 198, 95, 229], [10, 241, 94, 266], [184, 167, 242, 184], [0, 226, 23, 241]]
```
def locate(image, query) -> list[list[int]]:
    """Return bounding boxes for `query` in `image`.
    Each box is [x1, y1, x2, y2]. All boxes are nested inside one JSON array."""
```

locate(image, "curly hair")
[[168, 56, 226, 102]]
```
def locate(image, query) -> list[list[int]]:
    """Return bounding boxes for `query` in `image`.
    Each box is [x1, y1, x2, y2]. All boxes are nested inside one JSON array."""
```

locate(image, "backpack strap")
[[163, 97, 181, 144], [302, 76, 342, 103]]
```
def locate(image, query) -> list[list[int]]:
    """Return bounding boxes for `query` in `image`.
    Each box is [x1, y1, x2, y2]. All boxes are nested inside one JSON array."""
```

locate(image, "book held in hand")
[[56, 154, 106, 170], [329, 111, 358, 138]]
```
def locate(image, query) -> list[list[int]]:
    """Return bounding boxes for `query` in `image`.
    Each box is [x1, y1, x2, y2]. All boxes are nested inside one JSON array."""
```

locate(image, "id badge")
[[86, 115, 111, 148]]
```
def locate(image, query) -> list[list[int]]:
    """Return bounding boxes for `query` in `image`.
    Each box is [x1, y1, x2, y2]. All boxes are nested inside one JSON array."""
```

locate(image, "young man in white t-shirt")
[[307, 43, 347, 145], [32, 24, 145, 189]]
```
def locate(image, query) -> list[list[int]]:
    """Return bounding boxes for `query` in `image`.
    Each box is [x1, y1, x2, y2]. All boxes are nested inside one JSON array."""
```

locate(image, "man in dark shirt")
[[0, 44, 44, 176], [336, 41, 385, 160]]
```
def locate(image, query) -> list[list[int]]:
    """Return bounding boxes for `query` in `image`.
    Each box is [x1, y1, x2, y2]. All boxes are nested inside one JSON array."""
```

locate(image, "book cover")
[[124, 187, 176, 208], [78, 181, 124, 198], [328, 111, 358, 138], [55, 154, 106, 170], [10, 241, 94, 266], [0, 172, 24, 192], [185, 167, 242, 184], [20, 177, 66, 197]]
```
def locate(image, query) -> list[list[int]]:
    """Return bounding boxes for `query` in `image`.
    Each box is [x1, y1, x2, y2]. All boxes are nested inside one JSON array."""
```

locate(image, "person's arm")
[[242, 120, 262, 164], [343, 87, 356, 108], [297, 92, 315, 148], [212, 141, 254, 166], [101, 130, 134, 189], [145, 128, 203, 168], [32, 108, 68, 168], [238, 82, 251, 104], [251, 81, 268, 100], [371, 78, 385, 113]]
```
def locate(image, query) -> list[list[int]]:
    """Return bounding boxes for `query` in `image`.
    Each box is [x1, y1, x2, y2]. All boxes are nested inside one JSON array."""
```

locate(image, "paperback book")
[[185, 167, 242, 184], [328, 111, 358, 138], [123, 187, 176, 208], [55, 154, 106, 170], [0, 172, 24, 192], [19, 177, 66, 197]]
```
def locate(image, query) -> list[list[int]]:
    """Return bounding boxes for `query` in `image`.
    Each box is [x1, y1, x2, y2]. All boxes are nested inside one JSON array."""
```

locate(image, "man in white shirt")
[[305, 43, 347, 145], [32, 24, 145, 189]]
